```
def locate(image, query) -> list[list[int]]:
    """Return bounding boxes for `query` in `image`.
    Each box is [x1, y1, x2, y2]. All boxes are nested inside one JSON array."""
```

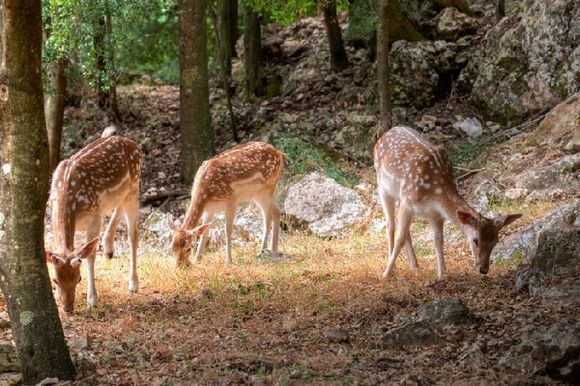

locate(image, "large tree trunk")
[[179, 0, 214, 185], [243, 2, 264, 99], [496, 0, 505, 20], [0, 1, 76, 383], [377, 0, 392, 134], [44, 59, 67, 174], [218, 0, 233, 75], [321, 0, 349, 72]]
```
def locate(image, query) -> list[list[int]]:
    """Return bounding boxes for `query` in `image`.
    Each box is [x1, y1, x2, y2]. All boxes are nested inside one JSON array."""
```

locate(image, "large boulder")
[[501, 322, 580, 382], [436, 7, 477, 41], [390, 40, 469, 109], [460, 0, 579, 124], [283, 173, 370, 237], [417, 298, 475, 330]]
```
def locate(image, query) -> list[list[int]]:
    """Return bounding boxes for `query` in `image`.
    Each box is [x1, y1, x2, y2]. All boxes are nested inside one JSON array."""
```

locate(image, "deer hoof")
[[129, 280, 139, 293]]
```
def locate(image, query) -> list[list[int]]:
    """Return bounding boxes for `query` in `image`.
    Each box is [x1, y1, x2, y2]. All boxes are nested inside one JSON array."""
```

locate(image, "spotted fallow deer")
[[167, 141, 285, 267], [46, 136, 142, 312], [374, 126, 521, 279]]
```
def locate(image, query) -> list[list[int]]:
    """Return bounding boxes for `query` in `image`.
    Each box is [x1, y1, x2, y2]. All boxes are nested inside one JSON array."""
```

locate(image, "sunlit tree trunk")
[[377, 0, 392, 134], [179, 0, 214, 185], [321, 0, 349, 72], [243, 1, 263, 99], [45, 58, 67, 173], [0, 1, 76, 383]]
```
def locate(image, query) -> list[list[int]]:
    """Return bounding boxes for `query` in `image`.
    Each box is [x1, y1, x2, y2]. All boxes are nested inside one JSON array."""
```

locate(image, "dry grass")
[[33, 197, 573, 385]]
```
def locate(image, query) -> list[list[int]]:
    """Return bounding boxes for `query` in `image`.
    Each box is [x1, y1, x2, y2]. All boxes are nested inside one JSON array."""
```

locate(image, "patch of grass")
[[272, 134, 360, 188], [448, 134, 494, 167]]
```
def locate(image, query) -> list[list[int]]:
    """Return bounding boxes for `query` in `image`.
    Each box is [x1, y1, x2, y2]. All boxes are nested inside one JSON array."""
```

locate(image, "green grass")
[[448, 134, 494, 167], [272, 134, 360, 188]]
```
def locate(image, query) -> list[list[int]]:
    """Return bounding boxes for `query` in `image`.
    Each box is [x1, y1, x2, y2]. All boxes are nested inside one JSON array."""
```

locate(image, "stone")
[[460, 0, 580, 124], [0, 342, 19, 373], [453, 117, 483, 137], [379, 321, 445, 348], [513, 154, 580, 198], [436, 7, 477, 41], [283, 173, 370, 237], [532, 95, 580, 148], [417, 298, 474, 330], [502, 322, 580, 382], [0, 373, 21, 386], [71, 333, 91, 351], [504, 188, 528, 200], [325, 329, 350, 343]]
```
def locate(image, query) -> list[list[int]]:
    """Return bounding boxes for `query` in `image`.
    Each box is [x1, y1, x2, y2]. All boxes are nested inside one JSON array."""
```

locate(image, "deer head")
[[457, 211, 522, 274], [46, 238, 99, 313], [166, 213, 211, 267]]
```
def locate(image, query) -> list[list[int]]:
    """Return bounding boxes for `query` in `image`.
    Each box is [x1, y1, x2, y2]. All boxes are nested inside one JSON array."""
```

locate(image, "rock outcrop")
[[460, 0, 579, 123]]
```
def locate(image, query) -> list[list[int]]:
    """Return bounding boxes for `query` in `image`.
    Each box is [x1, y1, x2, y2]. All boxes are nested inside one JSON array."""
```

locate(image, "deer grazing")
[[46, 136, 142, 312], [167, 141, 284, 267], [374, 126, 521, 279]]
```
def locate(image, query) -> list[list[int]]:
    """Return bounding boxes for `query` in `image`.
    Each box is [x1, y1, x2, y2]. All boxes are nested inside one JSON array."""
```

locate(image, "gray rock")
[[436, 7, 477, 41], [502, 322, 580, 382], [493, 202, 580, 262], [0, 373, 21, 386], [453, 117, 483, 137], [325, 329, 350, 343], [284, 173, 370, 237], [0, 342, 19, 373], [514, 155, 580, 199], [460, 0, 580, 123], [379, 321, 445, 348], [417, 298, 474, 330]]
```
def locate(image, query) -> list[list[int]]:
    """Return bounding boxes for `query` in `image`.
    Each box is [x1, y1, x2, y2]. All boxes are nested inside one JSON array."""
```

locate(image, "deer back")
[[50, 136, 143, 252]]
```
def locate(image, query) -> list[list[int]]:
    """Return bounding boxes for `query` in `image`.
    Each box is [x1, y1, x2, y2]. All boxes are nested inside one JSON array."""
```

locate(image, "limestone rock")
[[453, 117, 483, 137], [379, 321, 445, 348], [0, 342, 19, 373], [502, 322, 580, 382], [460, 0, 580, 123], [417, 298, 474, 330], [436, 7, 477, 41], [284, 173, 370, 237]]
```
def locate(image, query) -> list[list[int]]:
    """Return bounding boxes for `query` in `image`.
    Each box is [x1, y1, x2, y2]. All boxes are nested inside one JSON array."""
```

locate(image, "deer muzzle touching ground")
[[46, 135, 142, 312], [374, 126, 521, 279], [167, 141, 285, 267]]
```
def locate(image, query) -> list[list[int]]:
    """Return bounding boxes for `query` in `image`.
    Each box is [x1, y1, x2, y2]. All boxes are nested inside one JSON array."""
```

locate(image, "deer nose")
[[479, 266, 489, 275], [63, 304, 75, 313]]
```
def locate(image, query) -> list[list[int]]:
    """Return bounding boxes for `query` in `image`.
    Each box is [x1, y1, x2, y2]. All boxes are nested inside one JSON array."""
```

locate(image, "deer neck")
[[52, 181, 77, 254], [437, 186, 479, 228], [182, 188, 206, 232]]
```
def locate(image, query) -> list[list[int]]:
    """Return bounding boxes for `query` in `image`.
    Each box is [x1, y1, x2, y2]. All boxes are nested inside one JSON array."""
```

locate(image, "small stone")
[[325, 328, 350, 343], [505, 188, 528, 200], [453, 117, 483, 137], [380, 321, 445, 348], [195, 288, 213, 302], [71, 334, 91, 350]]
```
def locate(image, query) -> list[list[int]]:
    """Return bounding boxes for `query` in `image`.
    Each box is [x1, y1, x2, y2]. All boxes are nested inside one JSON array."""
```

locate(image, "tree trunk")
[[321, 0, 349, 72], [496, 0, 505, 20], [179, 0, 214, 185], [44, 59, 67, 174], [243, 2, 264, 99], [218, 0, 233, 75], [0, 1, 76, 383], [377, 0, 392, 135], [229, 0, 239, 58], [94, 5, 118, 121]]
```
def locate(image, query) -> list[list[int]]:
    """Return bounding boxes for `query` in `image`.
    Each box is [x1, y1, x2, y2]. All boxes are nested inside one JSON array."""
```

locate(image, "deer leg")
[[405, 230, 419, 271], [224, 205, 237, 264], [429, 217, 446, 279], [102, 208, 123, 259], [123, 194, 139, 293], [383, 203, 413, 279], [271, 203, 281, 253], [195, 212, 213, 263], [86, 216, 102, 308], [379, 190, 396, 257], [256, 196, 273, 252]]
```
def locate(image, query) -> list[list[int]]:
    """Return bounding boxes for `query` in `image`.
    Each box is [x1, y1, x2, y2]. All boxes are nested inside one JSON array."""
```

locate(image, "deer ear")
[[187, 223, 212, 237], [500, 213, 522, 228], [47, 252, 64, 267], [457, 210, 477, 226], [76, 237, 100, 260]]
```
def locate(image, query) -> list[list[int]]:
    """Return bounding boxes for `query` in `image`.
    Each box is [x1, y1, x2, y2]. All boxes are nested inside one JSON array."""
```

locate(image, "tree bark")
[[496, 0, 505, 20], [179, 0, 214, 185], [229, 0, 239, 58], [377, 0, 392, 134], [0, 1, 76, 383], [218, 0, 233, 75], [321, 0, 349, 72], [44, 59, 67, 174], [243, 2, 264, 99], [94, 3, 118, 121]]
